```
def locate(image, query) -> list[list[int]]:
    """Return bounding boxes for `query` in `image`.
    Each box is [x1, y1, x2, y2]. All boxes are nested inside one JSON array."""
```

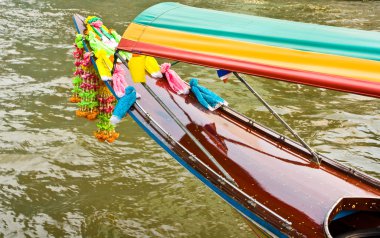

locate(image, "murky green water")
[[1, 0, 379, 237]]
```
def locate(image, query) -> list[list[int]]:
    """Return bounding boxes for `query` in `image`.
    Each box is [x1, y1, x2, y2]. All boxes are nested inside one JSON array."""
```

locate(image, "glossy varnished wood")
[[124, 72, 380, 236]]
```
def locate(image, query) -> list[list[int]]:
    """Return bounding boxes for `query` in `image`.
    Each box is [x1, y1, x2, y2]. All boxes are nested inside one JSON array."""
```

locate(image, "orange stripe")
[[122, 23, 380, 84]]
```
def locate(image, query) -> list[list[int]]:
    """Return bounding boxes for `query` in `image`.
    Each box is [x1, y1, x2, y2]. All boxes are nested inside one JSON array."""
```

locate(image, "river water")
[[0, 0, 379, 237]]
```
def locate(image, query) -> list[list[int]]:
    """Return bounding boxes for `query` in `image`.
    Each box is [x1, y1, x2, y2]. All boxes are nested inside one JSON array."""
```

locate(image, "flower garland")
[[94, 83, 119, 143], [75, 56, 99, 120], [70, 16, 129, 143]]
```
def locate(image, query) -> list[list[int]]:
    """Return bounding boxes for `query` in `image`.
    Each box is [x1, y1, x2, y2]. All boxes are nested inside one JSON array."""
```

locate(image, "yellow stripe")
[[122, 23, 380, 83]]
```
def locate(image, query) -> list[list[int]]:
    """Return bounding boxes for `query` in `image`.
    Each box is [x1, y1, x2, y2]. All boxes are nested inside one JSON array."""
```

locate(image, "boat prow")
[[72, 8, 380, 237]]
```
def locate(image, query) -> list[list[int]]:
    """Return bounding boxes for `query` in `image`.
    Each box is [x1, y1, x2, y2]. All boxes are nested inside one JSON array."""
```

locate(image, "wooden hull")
[[123, 69, 380, 237], [73, 14, 380, 237]]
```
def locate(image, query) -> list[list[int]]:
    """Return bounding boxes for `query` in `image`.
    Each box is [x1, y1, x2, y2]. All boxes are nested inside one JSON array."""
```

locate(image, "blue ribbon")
[[190, 78, 227, 111]]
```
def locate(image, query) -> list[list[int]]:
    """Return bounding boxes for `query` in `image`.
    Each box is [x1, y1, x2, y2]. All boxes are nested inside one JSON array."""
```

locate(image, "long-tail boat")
[[72, 2, 380, 237]]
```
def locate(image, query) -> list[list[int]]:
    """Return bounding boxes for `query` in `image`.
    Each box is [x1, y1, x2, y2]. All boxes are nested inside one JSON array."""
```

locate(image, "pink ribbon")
[[112, 64, 128, 98], [161, 63, 189, 95]]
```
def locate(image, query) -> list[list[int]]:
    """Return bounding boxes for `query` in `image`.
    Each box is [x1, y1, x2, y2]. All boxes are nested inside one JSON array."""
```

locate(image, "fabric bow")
[[112, 64, 128, 98], [110, 86, 137, 125], [190, 78, 228, 111], [161, 63, 189, 94]]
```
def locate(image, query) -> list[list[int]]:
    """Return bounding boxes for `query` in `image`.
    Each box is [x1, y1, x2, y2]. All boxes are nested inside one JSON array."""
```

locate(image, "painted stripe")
[[118, 38, 380, 98], [122, 23, 380, 85], [133, 2, 380, 61]]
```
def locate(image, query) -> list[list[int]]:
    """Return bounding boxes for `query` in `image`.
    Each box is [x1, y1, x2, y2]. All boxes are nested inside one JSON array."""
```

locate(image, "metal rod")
[[114, 52, 236, 184], [233, 72, 321, 164], [142, 83, 236, 184]]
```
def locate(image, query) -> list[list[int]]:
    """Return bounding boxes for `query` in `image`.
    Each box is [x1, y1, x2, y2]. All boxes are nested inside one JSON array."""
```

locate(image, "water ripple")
[[1, 0, 379, 237]]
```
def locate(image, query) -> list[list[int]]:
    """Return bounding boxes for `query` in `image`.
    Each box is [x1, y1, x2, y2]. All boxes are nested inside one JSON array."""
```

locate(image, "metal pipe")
[[233, 72, 321, 164], [141, 84, 236, 184], [114, 52, 237, 184]]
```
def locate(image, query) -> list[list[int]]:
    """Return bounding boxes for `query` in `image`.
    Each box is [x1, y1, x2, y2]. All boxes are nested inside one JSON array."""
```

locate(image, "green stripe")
[[134, 2, 380, 61]]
